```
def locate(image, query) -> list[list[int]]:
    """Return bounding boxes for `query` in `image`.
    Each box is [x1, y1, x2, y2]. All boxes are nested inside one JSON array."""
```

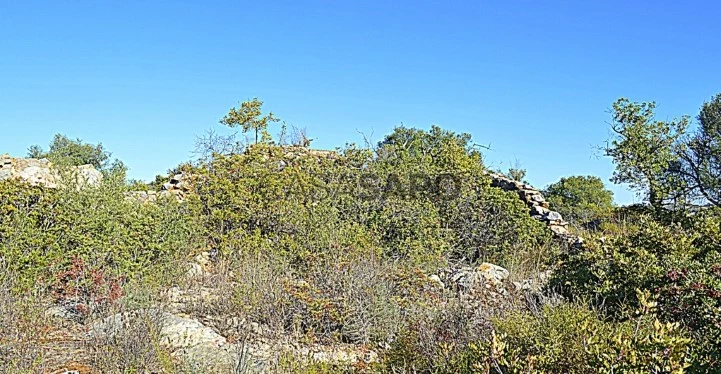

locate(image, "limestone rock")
[[545, 211, 563, 222], [485, 171, 584, 247], [0, 155, 102, 188], [89, 310, 240, 371], [476, 262, 509, 285]]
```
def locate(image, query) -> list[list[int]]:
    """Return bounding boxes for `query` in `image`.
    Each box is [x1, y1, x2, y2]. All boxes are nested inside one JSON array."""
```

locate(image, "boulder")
[[544, 211, 563, 222], [0, 155, 102, 188], [476, 262, 509, 285], [89, 310, 241, 371]]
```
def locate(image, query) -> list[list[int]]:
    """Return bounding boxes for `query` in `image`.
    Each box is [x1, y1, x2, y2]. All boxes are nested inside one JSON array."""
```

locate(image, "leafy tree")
[[28, 134, 125, 176], [219, 98, 280, 144], [679, 93, 721, 207], [543, 175, 614, 224], [604, 98, 689, 211]]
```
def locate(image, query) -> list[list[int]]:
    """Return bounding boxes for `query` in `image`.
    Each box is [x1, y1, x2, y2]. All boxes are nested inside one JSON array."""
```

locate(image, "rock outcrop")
[[0, 154, 102, 188]]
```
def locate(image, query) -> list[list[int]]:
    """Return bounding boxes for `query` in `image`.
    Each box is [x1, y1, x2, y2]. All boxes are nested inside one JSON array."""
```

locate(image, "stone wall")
[[486, 172, 583, 247]]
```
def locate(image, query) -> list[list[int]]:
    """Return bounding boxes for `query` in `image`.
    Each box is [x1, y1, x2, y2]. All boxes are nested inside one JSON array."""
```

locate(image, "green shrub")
[[193, 127, 557, 273], [543, 175, 615, 226], [552, 209, 721, 371], [453, 299, 691, 374], [0, 177, 201, 291]]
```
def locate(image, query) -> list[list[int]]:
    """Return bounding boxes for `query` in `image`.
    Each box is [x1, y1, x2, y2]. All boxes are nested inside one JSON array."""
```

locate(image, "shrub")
[[552, 209, 721, 371], [87, 308, 186, 373], [193, 127, 557, 273], [453, 299, 691, 374], [0, 175, 201, 291], [0, 262, 50, 372]]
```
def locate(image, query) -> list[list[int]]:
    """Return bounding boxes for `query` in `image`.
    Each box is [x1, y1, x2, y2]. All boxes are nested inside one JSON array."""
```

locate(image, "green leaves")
[[605, 98, 689, 210], [27, 134, 126, 178], [0, 177, 202, 291], [544, 175, 615, 225], [220, 98, 280, 144]]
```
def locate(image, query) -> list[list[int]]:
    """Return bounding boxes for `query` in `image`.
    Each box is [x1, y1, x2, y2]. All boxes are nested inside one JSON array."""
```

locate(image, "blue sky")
[[1, 1, 720, 204]]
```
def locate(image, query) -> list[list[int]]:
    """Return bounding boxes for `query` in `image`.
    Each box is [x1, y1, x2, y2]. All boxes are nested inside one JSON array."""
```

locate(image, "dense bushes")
[[454, 301, 691, 374], [7, 120, 717, 372], [0, 175, 201, 291], [192, 127, 554, 272], [552, 209, 721, 370], [543, 175, 615, 226]]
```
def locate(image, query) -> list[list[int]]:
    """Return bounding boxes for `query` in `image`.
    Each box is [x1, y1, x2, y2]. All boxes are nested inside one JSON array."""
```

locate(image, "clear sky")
[[2, 1, 720, 204]]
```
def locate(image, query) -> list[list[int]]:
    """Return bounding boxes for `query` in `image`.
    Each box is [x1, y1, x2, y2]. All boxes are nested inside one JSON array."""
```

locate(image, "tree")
[[219, 98, 280, 144], [507, 159, 527, 183], [28, 134, 125, 176], [604, 98, 689, 211], [678, 94, 721, 207], [543, 175, 614, 224]]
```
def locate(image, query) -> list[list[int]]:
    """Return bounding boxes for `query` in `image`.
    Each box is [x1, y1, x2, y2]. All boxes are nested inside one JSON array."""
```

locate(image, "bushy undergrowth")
[[192, 127, 554, 271], [0, 174, 201, 292], [553, 208, 721, 371], [0, 263, 50, 372]]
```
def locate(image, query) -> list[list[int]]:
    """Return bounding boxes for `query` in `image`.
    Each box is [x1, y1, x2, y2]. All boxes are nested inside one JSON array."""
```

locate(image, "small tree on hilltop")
[[28, 134, 126, 177], [219, 98, 280, 145]]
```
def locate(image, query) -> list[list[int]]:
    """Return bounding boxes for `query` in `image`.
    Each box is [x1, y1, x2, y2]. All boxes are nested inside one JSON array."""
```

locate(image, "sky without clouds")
[[2, 0, 720, 205]]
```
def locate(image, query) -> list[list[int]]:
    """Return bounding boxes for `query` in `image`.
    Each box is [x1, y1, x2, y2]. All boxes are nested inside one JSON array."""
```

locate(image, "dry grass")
[[0, 262, 51, 373], [86, 307, 187, 373]]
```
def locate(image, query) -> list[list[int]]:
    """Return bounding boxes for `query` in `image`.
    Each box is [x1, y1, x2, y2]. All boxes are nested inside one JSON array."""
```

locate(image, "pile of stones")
[[486, 172, 582, 247]]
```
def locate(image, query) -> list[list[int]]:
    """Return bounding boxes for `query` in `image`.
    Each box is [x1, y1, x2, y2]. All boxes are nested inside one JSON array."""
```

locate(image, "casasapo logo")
[[357, 173, 461, 201], [282, 172, 463, 202]]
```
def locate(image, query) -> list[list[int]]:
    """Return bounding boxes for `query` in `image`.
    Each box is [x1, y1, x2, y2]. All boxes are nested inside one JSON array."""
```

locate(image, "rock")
[[512, 270, 552, 292], [549, 225, 569, 236], [186, 262, 204, 278], [89, 310, 241, 371], [450, 267, 479, 290], [194, 252, 211, 267], [428, 274, 444, 288], [544, 211, 563, 222], [531, 205, 550, 216], [530, 194, 546, 203], [0, 155, 102, 188], [476, 262, 509, 285]]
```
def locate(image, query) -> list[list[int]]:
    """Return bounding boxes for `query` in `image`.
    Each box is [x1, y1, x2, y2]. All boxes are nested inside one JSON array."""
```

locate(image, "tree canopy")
[[543, 175, 614, 224], [28, 134, 125, 176], [219, 98, 280, 145]]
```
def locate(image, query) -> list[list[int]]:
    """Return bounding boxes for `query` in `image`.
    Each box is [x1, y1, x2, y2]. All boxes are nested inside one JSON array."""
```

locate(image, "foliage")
[[507, 168, 526, 183], [220, 97, 280, 145], [0, 175, 201, 291], [48, 256, 125, 320], [552, 209, 721, 371], [453, 301, 691, 374], [0, 263, 49, 372], [679, 93, 721, 207], [28, 133, 126, 176], [543, 175, 614, 225], [604, 98, 689, 211], [192, 126, 555, 271]]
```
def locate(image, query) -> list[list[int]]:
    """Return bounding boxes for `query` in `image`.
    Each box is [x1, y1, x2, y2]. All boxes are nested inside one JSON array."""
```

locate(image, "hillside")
[[1, 97, 720, 372]]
